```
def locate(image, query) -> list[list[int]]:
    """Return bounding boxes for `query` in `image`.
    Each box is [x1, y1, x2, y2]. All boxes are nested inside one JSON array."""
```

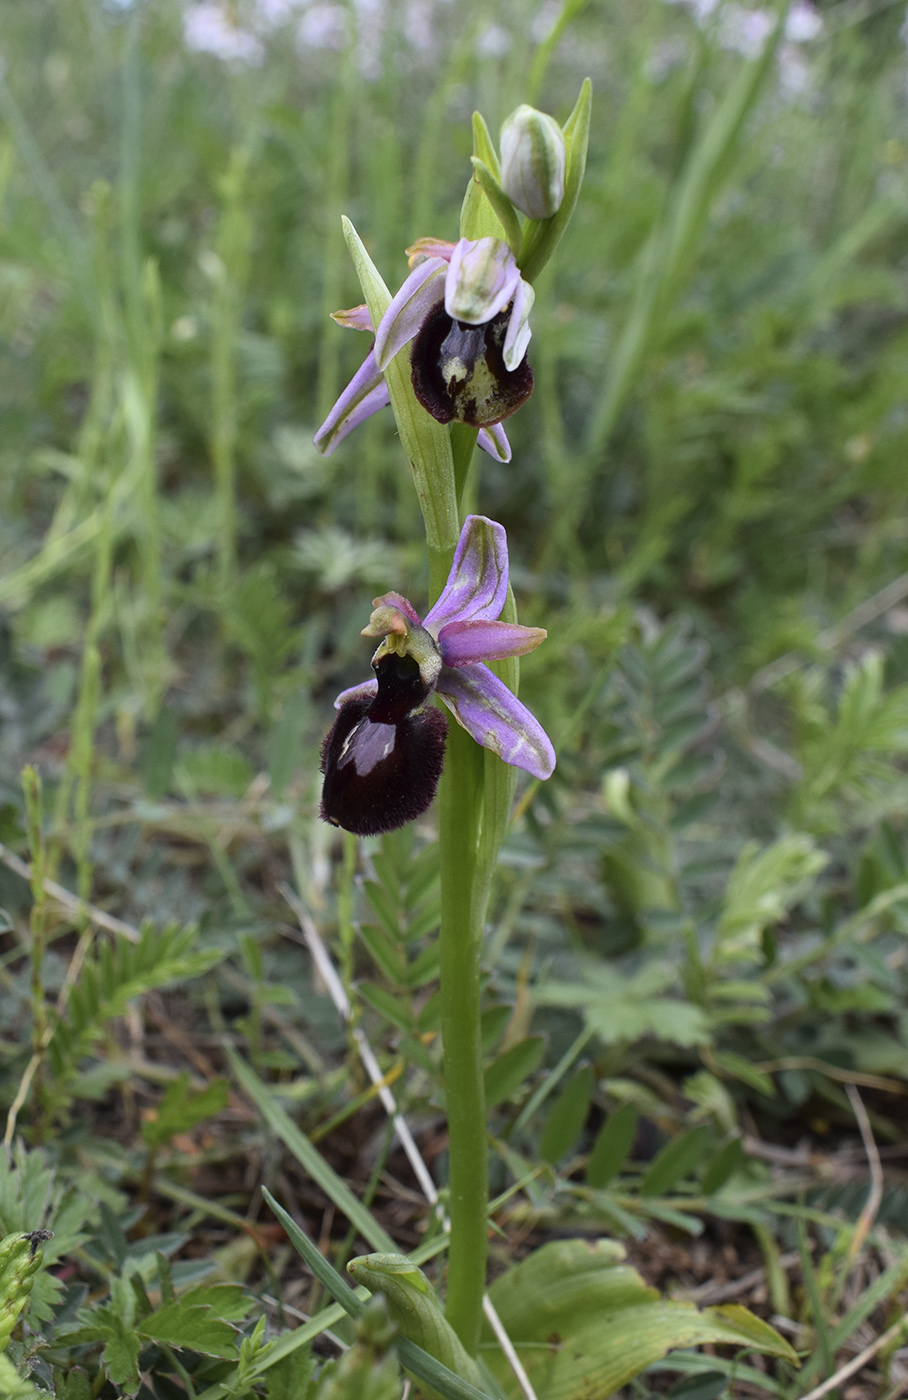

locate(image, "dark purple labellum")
[[320, 654, 448, 836], [410, 304, 534, 428]]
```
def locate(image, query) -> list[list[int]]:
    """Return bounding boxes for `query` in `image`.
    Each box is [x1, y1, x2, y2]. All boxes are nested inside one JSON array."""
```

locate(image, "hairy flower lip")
[[333, 515, 555, 780]]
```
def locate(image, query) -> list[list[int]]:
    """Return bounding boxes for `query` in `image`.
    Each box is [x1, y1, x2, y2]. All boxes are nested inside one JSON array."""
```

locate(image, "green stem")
[[437, 721, 486, 1353]]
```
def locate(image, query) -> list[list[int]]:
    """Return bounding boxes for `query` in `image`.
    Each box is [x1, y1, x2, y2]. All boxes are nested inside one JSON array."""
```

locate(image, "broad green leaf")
[[483, 1238, 796, 1399], [586, 1102, 638, 1188], [177, 1283, 253, 1323], [484, 1300, 797, 1400], [486, 1240, 654, 1344]]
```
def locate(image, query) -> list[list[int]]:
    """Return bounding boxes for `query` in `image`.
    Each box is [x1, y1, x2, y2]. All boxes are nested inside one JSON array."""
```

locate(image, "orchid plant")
[[312, 91, 592, 1364], [286, 84, 798, 1400]]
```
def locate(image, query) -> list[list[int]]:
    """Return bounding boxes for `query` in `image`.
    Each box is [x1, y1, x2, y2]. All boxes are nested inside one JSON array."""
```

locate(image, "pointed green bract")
[[340, 217, 459, 559], [519, 78, 592, 284], [469, 160, 522, 257]]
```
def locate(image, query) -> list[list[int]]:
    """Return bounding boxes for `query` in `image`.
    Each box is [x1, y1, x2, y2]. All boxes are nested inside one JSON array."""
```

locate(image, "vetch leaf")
[[484, 1037, 545, 1110], [587, 1102, 638, 1188], [540, 1065, 594, 1164], [641, 1126, 713, 1197]]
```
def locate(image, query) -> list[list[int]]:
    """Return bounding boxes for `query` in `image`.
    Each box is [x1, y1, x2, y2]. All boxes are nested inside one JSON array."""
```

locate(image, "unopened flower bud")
[[500, 104, 566, 220]]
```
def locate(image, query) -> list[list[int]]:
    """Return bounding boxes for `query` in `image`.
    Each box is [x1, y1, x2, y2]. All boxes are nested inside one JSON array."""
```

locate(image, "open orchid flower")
[[320, 514, 555, 835], [314, 237, 534, 458]]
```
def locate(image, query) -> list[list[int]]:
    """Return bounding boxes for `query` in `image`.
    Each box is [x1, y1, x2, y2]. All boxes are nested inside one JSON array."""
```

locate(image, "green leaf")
[[470, 112, 501, 181], [641, 1126, 713, 1197], [484, 1037, 545, 1110], [701, 1138, 745, 1195], [362, 881, 403, 945], [537, 963, 710, 1048], [712, 1051, 776, 1098], [716, 834, 827, 958], [586, 1102, 638, 1188], [142, 704, 177, 799], [141, 1074, 230, 1152], [102, 1315, 141, 1393], [139, 1301, 239, 1358], [358, 983, 412, 1034], [359, 925, 407, 986], [540, 1065, 594, 1164], [48, 923, 223, 1081], [484, 1297, 797, 1400]]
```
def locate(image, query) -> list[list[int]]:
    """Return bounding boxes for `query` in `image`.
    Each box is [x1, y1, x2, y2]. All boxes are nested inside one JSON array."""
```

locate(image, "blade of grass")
[[225, 1045, 396, 1253], [796, 1209, 832, 1388]]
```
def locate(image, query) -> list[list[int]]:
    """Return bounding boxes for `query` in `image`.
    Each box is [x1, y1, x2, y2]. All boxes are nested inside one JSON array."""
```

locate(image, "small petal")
[[374, 258, 447, 371], [437, 620, 546, 665], [335, 678, 378, 709], [331, 303, 375, 332], [478, 423, 512, 462], [437, 662, 555, 779], [503, 279, 535, 372], [423, 515, 509, 633], [369, 591, 422, 627], [444, 237, 521, 326], [406, 237, 457, 267], [314, 350, 390, 455]]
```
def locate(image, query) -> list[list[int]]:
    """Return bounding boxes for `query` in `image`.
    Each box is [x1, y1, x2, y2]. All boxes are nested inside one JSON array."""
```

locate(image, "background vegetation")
[[2, 0, 908, 1394]]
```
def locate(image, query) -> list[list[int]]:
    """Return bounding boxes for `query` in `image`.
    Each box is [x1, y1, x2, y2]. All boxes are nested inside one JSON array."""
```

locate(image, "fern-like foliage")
[[47, 922, 223, 1086]]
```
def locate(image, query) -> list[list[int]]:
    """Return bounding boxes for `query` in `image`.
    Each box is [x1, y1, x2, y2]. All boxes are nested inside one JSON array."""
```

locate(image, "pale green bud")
[[500, 104, 566, 220]]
